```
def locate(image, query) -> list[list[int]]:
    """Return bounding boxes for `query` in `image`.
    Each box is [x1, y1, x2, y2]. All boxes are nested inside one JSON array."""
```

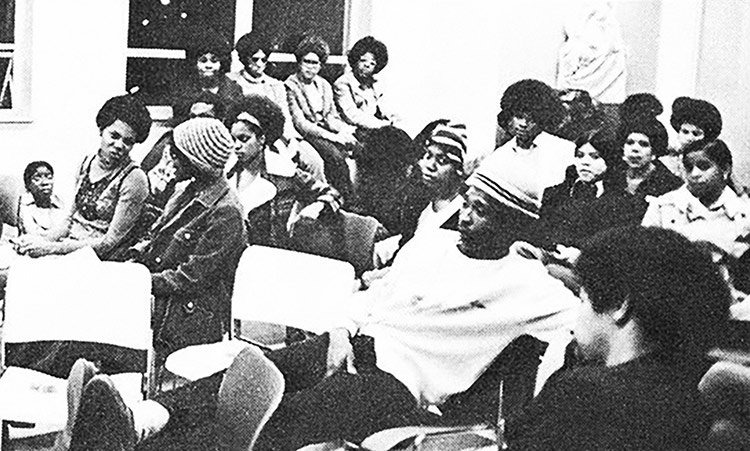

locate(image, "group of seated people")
[[4, 28, 750, 451]]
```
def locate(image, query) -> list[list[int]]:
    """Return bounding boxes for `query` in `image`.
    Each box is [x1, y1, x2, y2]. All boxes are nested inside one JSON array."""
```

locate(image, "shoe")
[[68, 376, 137, 451], [54, 359, 99, 451]]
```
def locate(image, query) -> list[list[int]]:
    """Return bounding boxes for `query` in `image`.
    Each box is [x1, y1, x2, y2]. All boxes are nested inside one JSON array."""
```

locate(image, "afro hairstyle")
[[496, 79, 566, 132]]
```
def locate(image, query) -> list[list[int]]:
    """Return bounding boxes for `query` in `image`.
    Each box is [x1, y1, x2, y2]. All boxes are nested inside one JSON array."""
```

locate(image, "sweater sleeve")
[[293, 168, 343, 212]]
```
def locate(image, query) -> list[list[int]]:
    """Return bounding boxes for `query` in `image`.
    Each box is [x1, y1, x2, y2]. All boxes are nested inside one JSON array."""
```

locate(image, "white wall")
[[696, 0, 750, 187]]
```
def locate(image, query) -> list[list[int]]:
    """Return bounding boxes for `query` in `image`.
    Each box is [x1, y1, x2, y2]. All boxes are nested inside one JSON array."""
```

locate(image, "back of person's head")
[[619, 117, 669, 158], [358, 125, 413, 174], [183, 26, 233, 74], [670, 97, 723, 141], [576, 226, 731, 363], [682, 138, 733, 172], [173, 117, 234, 177], [96, 94, 152, 144], [23, 161, 54, 189], [227, 94, 285, 145], [235, 30, 274, 65], [347, 36, 389, 74], [294, 34, 330, 64], [619, 93, 663, 125], [497, 79, 566, 132]]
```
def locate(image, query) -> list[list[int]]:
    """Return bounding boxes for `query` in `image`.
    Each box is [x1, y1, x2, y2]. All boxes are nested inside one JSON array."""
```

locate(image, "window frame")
[[0, 0, 32, 123]]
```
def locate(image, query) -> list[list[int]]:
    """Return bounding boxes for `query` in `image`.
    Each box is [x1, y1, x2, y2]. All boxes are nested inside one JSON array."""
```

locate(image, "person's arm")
[[271, 81, 302, 142], [151, 204, 246, 297], [293, 168, 343, 214], [333, 75, 390, 129], [321, 80, 356, 136], [285, 78, 341, 142]]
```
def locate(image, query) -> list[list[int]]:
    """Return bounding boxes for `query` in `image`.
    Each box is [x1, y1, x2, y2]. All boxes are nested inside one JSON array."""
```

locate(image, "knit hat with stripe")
[[427, 121, 467, 166], [466, 158, 541, 219], [173, 117, 234, 176]]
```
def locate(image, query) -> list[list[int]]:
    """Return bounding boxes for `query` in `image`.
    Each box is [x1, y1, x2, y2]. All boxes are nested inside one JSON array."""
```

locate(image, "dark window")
[[126, 0, 236, 105]]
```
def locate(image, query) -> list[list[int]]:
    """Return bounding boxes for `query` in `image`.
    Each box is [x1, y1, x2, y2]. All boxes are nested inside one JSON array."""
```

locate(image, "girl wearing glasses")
[[228, 31, 326, 182], [285, 34, 358, 202]]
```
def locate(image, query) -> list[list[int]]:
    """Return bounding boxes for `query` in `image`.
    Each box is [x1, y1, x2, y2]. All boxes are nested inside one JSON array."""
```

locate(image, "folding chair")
[[216, 345, 285, 451], [165, 245, 356, 381], [0, 252, 155, 443]]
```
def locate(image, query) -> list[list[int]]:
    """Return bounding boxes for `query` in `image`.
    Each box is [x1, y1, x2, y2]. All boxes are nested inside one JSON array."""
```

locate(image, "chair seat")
[[361, 425, 496, 451], [165, 340, 253, 381], [0, 366, 144, 427]]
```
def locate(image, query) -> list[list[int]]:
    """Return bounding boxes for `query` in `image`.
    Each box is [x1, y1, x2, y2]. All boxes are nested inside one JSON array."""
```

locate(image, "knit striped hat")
[[427, 121, 467, 166], [466, 158, 541, 219], [173, 117, 234, 176]]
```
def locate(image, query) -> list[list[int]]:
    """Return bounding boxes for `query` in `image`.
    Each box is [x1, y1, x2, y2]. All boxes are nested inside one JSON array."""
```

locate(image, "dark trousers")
[[138, 334, 424, 451], [306, 137, 354, 203]]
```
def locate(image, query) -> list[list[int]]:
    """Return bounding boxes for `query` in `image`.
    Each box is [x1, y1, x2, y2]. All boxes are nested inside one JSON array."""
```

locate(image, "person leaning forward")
[[132, 117, 246, 361]]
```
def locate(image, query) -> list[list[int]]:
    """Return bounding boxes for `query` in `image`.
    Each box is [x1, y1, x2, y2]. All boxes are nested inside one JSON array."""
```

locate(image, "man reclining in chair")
[[59, 161, 580, 451]]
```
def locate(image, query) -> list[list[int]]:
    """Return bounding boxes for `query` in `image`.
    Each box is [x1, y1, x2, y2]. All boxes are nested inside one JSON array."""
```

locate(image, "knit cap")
[[173, 117, 234, 176], [427, 121, 467, 166], [466, 158, 541, 219]]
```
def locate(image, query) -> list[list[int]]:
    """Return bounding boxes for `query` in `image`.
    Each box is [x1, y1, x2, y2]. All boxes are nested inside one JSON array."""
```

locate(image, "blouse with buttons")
[[642, 185, 750, 258]]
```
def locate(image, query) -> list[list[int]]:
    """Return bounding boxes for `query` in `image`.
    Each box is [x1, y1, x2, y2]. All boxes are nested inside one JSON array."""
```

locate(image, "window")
[[0, 0, 31, 122], [126, 0, 237, 107]]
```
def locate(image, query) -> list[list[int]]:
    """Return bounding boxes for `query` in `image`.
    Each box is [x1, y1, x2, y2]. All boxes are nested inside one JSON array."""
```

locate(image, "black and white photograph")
[[0, 0, 749, 450]]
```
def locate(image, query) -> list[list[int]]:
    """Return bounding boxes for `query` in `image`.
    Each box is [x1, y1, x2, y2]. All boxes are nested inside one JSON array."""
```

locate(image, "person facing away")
[[16, 160, 66, 237], [133, 117, 246, 361], [506, 225, 730, 451], [62, 154, 579, 451]]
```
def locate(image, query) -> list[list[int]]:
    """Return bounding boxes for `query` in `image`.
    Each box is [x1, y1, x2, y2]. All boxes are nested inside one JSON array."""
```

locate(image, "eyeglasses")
[[249, 55, 268, 63], [301, 58, 321, 66]]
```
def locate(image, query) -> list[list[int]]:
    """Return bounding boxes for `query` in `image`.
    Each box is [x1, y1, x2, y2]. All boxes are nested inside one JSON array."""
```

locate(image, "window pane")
[[0, 0, 14, 44], [250, 0, 345, 55], [126, 57, 184, 106], [128, 0, 236, 49], [0, 56, 12, 108]]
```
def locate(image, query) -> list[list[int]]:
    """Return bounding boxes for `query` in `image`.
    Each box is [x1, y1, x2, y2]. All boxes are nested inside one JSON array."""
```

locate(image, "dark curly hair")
[[619, 117, 669, 158], [235, 30, 274, 67], [682, 138, 733, 173], [670, 97, 722, 141], [496, 79, 566, 132], [96, 94, 152, 144], [347, 36, 389, 74], [294, 35, 330, 64], [23, 160, 54, 189], [227, 94, 285, 145], [184, 26, 233, 74], [577, 226, 730, 364]]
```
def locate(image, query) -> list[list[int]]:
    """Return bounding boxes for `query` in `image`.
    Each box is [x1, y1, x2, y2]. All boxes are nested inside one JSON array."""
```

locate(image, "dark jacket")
[[138, 176, 246, 355], [507, 353, 710, 451]]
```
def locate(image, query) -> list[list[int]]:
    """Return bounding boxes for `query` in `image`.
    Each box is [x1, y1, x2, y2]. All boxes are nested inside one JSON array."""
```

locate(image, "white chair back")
[[3, 256, 152, 349], [232, 246, 356, 335]]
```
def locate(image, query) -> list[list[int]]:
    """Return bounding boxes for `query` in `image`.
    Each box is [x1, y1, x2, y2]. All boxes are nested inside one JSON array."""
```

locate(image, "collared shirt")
[[478, 132, 575, 200], [642, 186, 750, 257], [17, 191, 66, 237]]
